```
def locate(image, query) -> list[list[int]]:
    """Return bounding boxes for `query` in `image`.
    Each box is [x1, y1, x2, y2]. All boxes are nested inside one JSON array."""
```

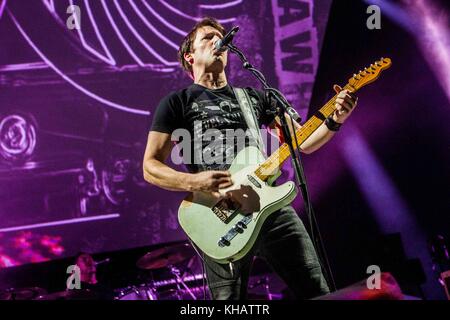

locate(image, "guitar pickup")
[[247, 175, 261, 188]]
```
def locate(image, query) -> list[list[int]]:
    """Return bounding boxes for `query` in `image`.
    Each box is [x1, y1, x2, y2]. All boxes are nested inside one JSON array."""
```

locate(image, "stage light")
[[0, 0, 6, 19], [406, 0, 450, 103], [366, 0, 450, 103], [340, 124, 435, 299]]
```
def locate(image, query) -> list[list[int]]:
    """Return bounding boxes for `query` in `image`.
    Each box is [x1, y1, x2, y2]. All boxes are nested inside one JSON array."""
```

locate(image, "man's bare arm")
[[143, 131, 190, 191], [143, 131, 233, 194], [267, 85, 357, 154]]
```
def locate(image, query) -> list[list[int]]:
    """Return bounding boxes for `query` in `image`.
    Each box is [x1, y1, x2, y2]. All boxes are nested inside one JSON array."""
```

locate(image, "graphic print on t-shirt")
[[187, 94, 258, 172], [151, 84, 274, 173]]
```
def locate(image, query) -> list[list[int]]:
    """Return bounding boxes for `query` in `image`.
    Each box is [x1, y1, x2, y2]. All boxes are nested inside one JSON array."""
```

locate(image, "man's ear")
[[184, 53, 194, 65]]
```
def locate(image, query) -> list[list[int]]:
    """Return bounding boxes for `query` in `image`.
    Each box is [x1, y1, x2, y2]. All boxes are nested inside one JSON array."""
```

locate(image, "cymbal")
[[35, 289, 98, 300], [137, 242, 195, 270], [0, 287, 47, 300]]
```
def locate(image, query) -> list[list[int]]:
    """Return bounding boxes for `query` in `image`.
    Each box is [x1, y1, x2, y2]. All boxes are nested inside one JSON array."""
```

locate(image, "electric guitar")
[[178, 58, 392, 263]]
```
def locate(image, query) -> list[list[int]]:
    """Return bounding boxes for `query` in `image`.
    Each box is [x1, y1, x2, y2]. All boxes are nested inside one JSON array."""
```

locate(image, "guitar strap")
[[232, 87, 267, 157]]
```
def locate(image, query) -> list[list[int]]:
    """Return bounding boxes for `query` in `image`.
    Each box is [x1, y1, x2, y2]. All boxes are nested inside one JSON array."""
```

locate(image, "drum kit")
[[0, 241, 205, 301], [116, 241, 205, 300], [0, 287, 47, 300]]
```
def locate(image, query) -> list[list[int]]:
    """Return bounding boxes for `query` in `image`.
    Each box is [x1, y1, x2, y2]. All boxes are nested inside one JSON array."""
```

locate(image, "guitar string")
[[254, 76, 367, 179]]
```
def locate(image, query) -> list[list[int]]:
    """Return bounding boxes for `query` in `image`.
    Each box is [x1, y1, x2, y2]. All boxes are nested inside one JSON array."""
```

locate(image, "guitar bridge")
[[212, 198, 239, 223]]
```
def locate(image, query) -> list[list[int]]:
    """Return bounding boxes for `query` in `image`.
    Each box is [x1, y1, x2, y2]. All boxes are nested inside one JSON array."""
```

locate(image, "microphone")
[[94, 258, 111, 266], [214, 26, 239, 52], [266, 89, 302, 122], [286, 106, 301, 122]]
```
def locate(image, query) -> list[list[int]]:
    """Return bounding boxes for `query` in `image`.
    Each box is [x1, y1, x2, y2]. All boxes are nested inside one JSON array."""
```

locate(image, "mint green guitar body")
[[178, 146, 297, 263]]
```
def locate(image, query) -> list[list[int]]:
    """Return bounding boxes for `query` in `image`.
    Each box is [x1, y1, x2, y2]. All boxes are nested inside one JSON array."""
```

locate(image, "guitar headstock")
[[348, 57, 392, 91]]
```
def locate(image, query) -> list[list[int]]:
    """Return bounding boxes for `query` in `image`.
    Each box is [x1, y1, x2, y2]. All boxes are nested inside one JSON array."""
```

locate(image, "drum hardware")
[[0, 287, 47, 300], [151, 273, 205, 287], [136, 241, 195, 270], [34, 289, 98, 300], [115, 284, 157, 300], [116, 241, 204, 300], [429, 234, 450, 299], [168, 265, 196, 300]]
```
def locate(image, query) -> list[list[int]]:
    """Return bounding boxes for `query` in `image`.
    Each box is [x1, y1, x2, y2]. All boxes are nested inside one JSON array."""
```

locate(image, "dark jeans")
[[202, 206, 330, 300]]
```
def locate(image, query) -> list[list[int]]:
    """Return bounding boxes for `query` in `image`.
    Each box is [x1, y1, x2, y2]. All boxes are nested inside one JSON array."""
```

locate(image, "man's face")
[[187, 26, 228, 74]]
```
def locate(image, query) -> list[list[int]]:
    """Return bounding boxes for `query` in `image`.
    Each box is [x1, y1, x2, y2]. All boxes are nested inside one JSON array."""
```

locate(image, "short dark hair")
[[74, 251, 91, 264], [178, 17, 227, 75]]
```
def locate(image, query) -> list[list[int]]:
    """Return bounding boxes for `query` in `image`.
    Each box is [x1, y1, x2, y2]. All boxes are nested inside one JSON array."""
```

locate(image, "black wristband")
[[325, 116, 342, 131]]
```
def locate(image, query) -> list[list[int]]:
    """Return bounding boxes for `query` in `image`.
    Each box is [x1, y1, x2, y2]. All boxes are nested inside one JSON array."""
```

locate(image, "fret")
[[253, 56, 392, 182], [254, 84, 354, 181]]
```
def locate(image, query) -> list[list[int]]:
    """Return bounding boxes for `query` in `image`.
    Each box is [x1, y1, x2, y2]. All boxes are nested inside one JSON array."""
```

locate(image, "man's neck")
[[194, 71, 227, 90]]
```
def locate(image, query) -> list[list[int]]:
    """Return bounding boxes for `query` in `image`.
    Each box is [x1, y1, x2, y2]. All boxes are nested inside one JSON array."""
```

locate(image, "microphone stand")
[[227, 43, 336, 292]]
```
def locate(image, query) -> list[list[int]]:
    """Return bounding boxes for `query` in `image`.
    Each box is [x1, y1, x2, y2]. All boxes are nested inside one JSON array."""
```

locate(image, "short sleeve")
[[245, 87, 275, 127], [150, 92, 184, 134]]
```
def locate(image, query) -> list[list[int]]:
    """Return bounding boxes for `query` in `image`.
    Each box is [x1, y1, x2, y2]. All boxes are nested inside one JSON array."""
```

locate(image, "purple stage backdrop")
[[0, 0, 332, 267]]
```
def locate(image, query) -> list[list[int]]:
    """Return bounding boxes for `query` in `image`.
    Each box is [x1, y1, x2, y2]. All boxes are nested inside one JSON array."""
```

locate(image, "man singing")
[[143, 17, 357, 300]]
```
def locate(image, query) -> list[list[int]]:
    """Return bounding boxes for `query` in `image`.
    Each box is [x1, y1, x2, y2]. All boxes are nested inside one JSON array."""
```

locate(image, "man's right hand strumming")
[[187, 171, 233, 197]]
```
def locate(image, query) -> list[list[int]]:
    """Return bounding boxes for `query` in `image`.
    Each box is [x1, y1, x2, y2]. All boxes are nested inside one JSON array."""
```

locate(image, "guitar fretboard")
[[254, 83, 354, 181]]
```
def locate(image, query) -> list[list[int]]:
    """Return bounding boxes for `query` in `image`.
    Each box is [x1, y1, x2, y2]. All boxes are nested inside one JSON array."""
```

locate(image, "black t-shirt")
[[150, 83, 275, 173]]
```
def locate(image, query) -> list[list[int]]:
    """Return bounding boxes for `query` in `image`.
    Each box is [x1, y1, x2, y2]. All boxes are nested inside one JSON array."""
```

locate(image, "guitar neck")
[[254, 83, 355, 181]]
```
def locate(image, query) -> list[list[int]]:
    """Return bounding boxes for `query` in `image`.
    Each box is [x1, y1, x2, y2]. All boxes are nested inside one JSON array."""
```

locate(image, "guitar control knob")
[[237, 221, 247, 229], [218, 237, 230, 247], [235, 225, 244, 233]]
